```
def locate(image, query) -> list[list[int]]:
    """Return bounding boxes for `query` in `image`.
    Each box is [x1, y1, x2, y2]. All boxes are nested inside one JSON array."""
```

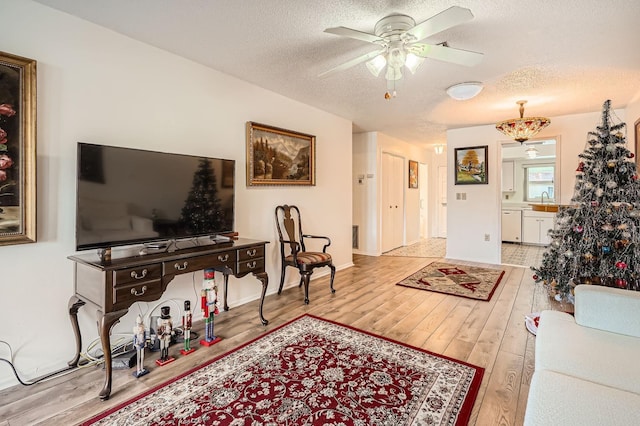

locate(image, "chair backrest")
[[275, 205, 305, 254]]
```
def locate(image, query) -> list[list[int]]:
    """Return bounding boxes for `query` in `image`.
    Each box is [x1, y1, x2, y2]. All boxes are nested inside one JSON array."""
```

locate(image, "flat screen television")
[[76, 142, 235, 251]]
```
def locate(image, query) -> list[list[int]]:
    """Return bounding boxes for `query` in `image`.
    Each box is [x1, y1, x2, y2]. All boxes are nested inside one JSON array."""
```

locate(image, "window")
[[525, 165, 555, 202]]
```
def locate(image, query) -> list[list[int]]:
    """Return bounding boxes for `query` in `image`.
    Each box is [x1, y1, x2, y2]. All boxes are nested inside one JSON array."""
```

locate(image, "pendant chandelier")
[[496, 100, 550, 143]]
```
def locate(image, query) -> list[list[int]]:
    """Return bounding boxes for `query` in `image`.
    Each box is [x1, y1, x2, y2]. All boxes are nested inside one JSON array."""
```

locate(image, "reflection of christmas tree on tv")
[[180, 159, 224, 234]]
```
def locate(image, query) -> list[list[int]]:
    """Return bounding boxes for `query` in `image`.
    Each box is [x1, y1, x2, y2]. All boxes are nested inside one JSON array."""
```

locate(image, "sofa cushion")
[[524, 370, 640, 426], [536, 310, 640, 394], [575, 284, 640, 338]]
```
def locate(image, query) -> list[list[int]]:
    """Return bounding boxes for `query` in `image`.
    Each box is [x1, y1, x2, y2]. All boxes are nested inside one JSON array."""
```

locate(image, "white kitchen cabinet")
[[522, 210, 555, 245], [502, 160, 515, 192], [501, 210, 522, 242]]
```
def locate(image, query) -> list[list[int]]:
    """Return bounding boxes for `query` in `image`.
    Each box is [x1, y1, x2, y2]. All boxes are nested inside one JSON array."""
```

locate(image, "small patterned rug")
[[82, 314, 484, 426], [398, 261, 505, 301]]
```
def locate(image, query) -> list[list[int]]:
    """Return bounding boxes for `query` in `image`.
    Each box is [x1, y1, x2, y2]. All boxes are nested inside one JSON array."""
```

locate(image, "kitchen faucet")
[[540, 191, 549, 205]]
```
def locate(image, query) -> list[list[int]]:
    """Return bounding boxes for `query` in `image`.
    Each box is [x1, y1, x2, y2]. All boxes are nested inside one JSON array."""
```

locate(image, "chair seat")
[[285, 251, 332, 265]]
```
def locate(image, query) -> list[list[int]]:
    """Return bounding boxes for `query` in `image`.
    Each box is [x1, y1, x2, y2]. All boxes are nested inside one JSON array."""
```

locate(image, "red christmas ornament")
[[628, 152, 635, 159], [634, 175, 639, 181], [576, 162, 585, 172], [533, 274, 539, 280], [616, 278, 627, 288], [573, 225, 584, 233], [615, 261, 628, 269]]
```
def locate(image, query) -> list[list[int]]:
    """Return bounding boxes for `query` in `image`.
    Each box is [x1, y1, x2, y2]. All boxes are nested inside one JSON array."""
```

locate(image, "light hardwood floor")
[[0, 254, 563, 425]]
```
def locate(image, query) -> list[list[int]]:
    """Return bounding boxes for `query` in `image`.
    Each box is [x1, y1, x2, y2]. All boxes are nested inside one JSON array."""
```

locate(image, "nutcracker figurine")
[[155, 306, 175, 366], [200, 268, 222, 346], [132, 315, 149, 378], [180, 300, 195, 355]]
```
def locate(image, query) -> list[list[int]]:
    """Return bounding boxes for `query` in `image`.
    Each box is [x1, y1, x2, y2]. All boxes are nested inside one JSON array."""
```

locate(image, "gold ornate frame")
[[246, 121, 315, 186], [0, 51, 37, 246], [408, 160, 419, 188]]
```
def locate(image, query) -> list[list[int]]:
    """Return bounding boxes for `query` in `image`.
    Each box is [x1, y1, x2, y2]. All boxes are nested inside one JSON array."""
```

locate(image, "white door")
[[382, 153, 404, 252], [437, 166, 447, 238], [419, 163, 428, 238]]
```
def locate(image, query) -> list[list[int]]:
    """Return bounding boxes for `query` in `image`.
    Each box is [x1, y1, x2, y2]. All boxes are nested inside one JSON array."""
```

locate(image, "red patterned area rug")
[[83, 314, 484, 426], [397, 262, 505, 301]]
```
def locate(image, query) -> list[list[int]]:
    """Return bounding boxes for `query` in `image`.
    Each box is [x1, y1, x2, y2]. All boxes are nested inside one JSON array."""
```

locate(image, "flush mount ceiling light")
[[446, 82, 483, 100], [496, 100, 551, 143]]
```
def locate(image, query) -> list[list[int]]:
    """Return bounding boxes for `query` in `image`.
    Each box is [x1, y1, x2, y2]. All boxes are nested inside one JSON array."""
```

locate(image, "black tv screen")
[[76, 143, 235, 251]]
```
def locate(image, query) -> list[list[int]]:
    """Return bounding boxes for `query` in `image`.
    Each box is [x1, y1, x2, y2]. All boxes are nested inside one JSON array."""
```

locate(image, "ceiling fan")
[[319, 6, 483, 94]]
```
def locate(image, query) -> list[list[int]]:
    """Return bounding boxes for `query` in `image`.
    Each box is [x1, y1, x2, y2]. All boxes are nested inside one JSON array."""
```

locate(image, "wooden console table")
[[67, 238, 269, 400]]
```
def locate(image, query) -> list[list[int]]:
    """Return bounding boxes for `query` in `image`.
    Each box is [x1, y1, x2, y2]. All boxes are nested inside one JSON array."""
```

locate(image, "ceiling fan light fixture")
[[320, 7, 483, 98], [386, 47, 406, 68], [366, 54, 387, 77], [385, 65, 403, 81], [405, 53, 424, 74], [496, 100, 551, 143], [446, 82, 483, 100]]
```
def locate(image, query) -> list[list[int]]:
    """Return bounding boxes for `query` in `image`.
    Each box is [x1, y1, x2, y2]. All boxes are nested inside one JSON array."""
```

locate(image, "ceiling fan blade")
[[324, 27, 383, 44], [318, 49, 386, 77], [406, 6, 474, 42], [410, 43, 483, 67]]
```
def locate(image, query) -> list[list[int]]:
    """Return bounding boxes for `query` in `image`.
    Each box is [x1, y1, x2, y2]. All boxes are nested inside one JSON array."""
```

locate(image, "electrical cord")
[[0, 294, 201, 387], [0, 340, 79, 386], [0, 358, 76, 386], [0, 334, 140, 387]]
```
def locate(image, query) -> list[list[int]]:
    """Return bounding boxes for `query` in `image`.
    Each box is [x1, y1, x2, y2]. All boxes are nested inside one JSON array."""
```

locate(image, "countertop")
[[501, 203, 532, 211]]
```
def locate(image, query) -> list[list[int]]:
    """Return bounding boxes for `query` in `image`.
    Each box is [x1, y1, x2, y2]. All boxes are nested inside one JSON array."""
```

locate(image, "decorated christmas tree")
[[532, 100, 640, 302], [180, 159, 225, 234]]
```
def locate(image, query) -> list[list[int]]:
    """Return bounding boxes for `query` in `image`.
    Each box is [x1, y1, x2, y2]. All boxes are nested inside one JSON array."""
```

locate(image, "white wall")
[[352, 132, 378, 254], [626, 99, 640, 156], [352, 131, 429, 255], [445, 127, 502, 263], [0, 0, 353, 390], [446, 107, 627, 264]]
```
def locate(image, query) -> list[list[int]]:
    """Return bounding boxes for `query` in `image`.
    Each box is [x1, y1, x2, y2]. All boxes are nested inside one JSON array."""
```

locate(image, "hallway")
[[383, 238, 546, 268]]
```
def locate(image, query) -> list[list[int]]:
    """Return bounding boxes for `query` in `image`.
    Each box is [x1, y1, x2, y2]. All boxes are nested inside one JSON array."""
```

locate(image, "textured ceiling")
[[33, 0, 640, 148]]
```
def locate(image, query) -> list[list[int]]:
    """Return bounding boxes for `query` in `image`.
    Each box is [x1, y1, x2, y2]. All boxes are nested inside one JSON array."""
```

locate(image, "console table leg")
[[254, 271, 269, 326], [67, 296, 86, 367], [223, 273, 230, 312], [97, 309, 129, 401]]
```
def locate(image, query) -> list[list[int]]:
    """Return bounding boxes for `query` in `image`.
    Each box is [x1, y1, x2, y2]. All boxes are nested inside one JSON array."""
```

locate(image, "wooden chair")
[[275, 205, 335, 304]]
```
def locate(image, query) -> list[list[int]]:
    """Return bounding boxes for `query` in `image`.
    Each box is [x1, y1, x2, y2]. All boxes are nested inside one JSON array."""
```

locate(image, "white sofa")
[[524, 285, 640, 425], [77, 198, 159, 247]]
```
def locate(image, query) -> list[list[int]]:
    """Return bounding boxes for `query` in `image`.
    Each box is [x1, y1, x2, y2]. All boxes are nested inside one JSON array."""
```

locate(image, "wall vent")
[[352, 225, 359, 249]]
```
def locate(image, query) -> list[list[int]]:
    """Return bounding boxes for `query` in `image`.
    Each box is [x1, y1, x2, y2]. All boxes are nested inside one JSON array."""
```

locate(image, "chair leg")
[[301, 271, 312, 304], [278, 263, 286, 295], [329, 264, 336, 294], [298, 275, 303, 288]]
